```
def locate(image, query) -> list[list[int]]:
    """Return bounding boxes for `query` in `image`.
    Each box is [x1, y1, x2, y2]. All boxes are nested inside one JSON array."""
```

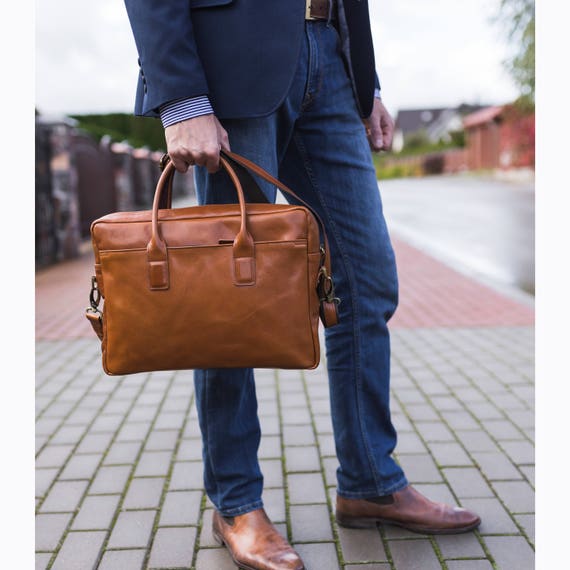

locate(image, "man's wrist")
[[160, 96, 214, 128]]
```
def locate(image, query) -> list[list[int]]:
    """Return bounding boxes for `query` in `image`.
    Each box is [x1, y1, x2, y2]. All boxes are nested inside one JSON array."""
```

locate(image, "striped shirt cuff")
[[159, 96, 214, 128]]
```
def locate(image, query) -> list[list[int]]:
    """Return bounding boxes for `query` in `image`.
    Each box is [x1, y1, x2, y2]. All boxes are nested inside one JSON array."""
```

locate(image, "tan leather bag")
[[86, 150, 339, 375]]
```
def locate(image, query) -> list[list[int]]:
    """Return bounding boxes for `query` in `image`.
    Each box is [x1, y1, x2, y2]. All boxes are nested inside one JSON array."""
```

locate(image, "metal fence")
[[35, 116, 196, 269]]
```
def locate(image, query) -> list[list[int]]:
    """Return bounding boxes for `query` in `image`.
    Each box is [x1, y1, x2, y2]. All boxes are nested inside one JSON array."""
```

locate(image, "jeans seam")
[[291, 132, 383, 493], [301, 23, 325, 112], [203, 369, 222, 509], [313, 24, 325, 102]]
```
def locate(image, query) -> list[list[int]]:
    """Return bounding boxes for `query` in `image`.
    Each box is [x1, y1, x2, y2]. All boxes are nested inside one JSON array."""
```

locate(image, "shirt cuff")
[[159, 96, 214, 128], [374, 88, 381, 100]]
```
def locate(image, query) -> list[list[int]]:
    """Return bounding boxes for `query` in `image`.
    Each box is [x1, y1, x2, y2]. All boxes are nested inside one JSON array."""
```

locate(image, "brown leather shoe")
[[336, 485, 481, 535], [212, 508, 305, 570]]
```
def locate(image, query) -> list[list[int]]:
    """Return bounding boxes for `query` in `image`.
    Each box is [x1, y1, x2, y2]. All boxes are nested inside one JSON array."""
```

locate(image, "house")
[[462, 105, 535, 170], [393, 104, 487, 152]]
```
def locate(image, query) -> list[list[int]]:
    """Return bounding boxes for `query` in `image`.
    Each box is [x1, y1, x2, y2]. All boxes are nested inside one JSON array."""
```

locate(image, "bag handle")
[[148, 155, 256, 289], [219, 152, 340, 328], [159, 150, 334, 276], [158, 152, 269, 208], [150, 152, 339, 326]]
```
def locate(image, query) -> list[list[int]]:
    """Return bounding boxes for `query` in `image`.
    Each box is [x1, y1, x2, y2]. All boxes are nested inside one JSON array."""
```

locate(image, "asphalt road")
[[379, 172, 535, 296]]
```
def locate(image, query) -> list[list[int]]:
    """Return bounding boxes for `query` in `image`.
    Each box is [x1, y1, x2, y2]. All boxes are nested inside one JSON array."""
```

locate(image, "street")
[[379, 172, 535, 296]]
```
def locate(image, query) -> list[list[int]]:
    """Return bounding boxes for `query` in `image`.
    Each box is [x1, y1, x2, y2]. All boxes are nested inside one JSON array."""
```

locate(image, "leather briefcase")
[[86, 150, 339, 375]]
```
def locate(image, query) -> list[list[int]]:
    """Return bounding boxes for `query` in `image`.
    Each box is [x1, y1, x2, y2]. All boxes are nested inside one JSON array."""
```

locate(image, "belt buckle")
[[306, 0, 324, 21], [306, 0, 332, 21]]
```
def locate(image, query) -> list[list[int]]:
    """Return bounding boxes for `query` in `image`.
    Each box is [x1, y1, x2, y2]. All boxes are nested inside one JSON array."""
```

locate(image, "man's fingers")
[[220, 132, 231, 152], [215, 119, 231, 152], [372, 136, 384, 152], [164, 114, 228, 173], [366, 98, 396, 153], [170, 154, 189, 173], [193, 144, 221, 173], [380, 121, 394, 150], [367, 126, 384, 153], [170, 144, 221, 173], [205, 155, 221, 173]]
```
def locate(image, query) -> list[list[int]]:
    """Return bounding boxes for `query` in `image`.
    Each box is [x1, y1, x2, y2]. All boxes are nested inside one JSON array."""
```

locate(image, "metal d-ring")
[[88, 276, 102, 313], [317, 266, 341, 306]]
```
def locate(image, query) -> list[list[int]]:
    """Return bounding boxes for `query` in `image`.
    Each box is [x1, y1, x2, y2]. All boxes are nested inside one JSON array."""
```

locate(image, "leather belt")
[[306, 0, 335, 21]]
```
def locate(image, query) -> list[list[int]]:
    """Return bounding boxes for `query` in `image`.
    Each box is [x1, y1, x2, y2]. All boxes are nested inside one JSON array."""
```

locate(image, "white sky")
[[35, 0, 520, 119]]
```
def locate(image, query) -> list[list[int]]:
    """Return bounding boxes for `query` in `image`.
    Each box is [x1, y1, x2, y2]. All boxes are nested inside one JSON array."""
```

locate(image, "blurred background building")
[[374, 100, 535, 179]]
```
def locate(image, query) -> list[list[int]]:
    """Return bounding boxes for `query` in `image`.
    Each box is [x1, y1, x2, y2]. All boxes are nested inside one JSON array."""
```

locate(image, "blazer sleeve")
[[124, 0, 210, 116]]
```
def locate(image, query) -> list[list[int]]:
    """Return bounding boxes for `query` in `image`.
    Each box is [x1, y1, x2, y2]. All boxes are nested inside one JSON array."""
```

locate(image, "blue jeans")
[[193, 20, 408, 516]]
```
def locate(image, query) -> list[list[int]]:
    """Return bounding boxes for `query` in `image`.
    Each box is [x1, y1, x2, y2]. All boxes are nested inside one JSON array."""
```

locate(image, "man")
[[123, 1, 481, 568]]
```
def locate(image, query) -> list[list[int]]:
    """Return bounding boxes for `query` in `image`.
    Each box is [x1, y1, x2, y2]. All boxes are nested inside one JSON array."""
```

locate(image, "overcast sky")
[[35, 0, 519, 118]]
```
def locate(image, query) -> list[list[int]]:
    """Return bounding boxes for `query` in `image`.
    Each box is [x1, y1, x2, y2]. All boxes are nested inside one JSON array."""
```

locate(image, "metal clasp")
[[159, 153, 171, 172], [317, 265, 341, 306], [87, 276, 102, 315]]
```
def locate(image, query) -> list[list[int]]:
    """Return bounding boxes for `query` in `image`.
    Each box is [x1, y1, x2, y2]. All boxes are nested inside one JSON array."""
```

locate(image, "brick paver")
[[36, 229, 534, 568], [147, 527, 197, 569]]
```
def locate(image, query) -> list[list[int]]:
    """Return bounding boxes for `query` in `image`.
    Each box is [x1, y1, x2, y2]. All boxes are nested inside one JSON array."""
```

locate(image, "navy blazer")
[[124, 0, 379, 120]]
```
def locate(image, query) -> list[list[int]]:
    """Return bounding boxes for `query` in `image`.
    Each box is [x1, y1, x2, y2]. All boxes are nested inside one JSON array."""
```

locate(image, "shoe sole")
[[213, 529, 307, 570], [335, 513, 481, 535]]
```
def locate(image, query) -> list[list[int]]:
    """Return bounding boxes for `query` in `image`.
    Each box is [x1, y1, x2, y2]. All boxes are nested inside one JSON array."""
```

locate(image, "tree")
[[497, 0, 535, 108]]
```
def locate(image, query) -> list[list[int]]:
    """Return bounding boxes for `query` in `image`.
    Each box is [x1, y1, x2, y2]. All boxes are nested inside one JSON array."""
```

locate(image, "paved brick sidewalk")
[[36, 236, 534, 570]]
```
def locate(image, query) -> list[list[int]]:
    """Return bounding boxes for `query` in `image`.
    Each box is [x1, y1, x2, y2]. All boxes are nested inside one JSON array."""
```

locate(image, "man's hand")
[[364, 99, 395, 152], [164, 114, 231, 173]]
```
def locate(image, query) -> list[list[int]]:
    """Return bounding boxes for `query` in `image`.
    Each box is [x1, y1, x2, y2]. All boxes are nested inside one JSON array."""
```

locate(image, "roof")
[[463, 106, 504, 129], [395, 108, 449, 134], [395, 104, 488, 134]]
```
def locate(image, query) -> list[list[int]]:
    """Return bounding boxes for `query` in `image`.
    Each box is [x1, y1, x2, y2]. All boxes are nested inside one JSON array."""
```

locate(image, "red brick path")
[[389, 238, 534, 329], [35, 238, 533, 341]]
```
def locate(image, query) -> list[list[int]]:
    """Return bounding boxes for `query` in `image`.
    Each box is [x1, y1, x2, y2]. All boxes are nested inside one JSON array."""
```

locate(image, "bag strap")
[[219, 151, 331, 262], [218, 152, 271, 204]]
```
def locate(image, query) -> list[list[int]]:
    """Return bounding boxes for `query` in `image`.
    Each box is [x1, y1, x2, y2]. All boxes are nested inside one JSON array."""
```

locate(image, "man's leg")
[[278, 21, 407, 498], [194, 16, 405, 514], [278, 21, 480, 533], [193, 116, 308, 570], [193, 123, 279, 517]]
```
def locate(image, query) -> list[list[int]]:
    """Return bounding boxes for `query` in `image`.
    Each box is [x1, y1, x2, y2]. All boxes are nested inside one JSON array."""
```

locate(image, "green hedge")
[[70, 113, 166, 152]]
